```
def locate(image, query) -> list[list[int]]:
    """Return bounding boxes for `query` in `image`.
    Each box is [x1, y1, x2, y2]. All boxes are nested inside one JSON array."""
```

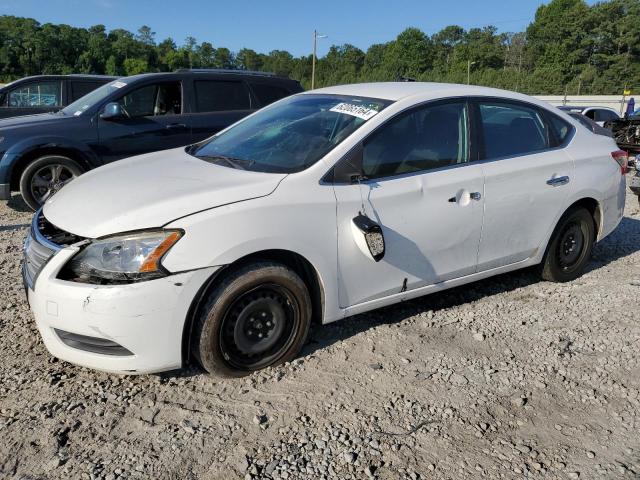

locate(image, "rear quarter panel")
[[563, 126, 625, 240]]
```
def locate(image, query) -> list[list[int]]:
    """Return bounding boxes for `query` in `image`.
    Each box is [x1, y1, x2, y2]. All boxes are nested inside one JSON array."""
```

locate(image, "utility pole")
[[467, 60, 476, 85], [311, 30, 327, 90]]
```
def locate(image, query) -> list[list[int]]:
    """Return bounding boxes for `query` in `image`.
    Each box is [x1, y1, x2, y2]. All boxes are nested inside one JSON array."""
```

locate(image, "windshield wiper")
[[197, 155, 254, 170]]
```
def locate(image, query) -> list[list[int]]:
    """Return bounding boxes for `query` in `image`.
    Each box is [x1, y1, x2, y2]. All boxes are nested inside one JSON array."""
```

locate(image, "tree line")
[[1, 0, 638, 95]]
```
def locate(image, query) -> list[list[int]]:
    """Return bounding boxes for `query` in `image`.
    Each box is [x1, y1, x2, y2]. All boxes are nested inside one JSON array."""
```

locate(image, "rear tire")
[[191, 262, 312, 377], [19, 155, 84, 211], [540, 207, 595, 282]]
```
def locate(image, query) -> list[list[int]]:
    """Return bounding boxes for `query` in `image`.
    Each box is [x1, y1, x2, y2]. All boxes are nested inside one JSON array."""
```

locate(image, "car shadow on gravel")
[[0, 223, 29, 232], [302, 268, 542, 357], [6, 194, 32, 213]]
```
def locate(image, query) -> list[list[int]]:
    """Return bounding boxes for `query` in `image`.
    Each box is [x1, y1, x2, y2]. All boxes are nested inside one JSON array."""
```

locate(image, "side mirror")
[[100, 102, 125, 120], [351, 213, 385, 262]]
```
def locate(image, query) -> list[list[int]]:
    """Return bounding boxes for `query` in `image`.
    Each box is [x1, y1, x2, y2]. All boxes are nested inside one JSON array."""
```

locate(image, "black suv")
[[0, 69, 303, 209], [0, 74, 115, 119]]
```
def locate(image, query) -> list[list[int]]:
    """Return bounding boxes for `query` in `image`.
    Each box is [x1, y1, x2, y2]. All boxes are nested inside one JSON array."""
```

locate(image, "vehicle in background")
[[23, 83, 626, 376], [0, 69, 303, 210], [567, 112, 613, 137], [605, 111, 640, 156], [557, 105, 620, 126], [0, 75, 115, 119]]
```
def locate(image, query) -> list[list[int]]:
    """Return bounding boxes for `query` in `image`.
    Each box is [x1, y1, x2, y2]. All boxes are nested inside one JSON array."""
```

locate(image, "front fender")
[[0, 135, 100, 185]]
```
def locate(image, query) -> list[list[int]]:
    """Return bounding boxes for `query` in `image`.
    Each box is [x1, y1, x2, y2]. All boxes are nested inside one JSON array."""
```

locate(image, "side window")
[[250, 83, 291, 106], [547, 112, 572, 146], [594, 109, 618, 122], [8, 81, 62, 107], [479, 102, 549, 159], [194, 80, 250, 112], [117, 82, 181, 118], [71, 81, 102, 102], [363, 102, 469, 179], [584, 109, 596, 120]]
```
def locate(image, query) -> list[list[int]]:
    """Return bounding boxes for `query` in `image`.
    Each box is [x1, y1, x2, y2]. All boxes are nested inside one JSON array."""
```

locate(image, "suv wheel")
[[540, 207, 595, 282], [19, 155, 84, 211], [192, 262, 312, 377]]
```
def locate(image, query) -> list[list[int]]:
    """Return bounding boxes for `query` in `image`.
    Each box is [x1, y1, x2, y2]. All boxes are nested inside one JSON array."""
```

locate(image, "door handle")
[[166, 123, 187, 130], [546, 175, 570, 186]]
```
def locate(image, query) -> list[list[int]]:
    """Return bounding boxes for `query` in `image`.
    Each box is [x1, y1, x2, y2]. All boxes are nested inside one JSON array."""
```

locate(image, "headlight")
[[65, 230, 182, 283]]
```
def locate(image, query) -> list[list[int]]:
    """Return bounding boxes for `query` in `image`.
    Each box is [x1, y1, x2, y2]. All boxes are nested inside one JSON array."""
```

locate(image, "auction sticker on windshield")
[[330, 103, 380, 120]]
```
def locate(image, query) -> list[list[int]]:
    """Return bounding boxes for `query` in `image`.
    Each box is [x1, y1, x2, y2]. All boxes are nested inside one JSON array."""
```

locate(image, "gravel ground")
[[0, 186, 639, 480]]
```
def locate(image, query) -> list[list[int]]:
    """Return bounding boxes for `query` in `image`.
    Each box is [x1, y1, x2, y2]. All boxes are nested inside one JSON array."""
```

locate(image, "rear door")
[[97, 80, 193, 163], [475, 99, 575, 271], [0, 79, 64, 118], [190, 78, 254, 142]]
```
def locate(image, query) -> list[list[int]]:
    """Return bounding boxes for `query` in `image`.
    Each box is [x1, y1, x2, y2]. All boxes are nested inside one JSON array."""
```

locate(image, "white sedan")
[[23, 83, 627, 376]]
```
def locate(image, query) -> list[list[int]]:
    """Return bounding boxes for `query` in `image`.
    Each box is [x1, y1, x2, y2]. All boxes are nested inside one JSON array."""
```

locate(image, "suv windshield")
[[190, 94, 392, 173], [61, 79, 127, 116]]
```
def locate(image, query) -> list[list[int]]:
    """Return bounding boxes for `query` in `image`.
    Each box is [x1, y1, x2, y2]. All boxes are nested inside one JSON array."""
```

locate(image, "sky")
[[0, 0, 599, 57]]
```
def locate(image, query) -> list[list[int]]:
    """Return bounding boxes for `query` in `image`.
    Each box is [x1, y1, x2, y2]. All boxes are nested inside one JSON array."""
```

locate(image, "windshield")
[[61, 79, 126, 116], [190, 94, 392, 173]]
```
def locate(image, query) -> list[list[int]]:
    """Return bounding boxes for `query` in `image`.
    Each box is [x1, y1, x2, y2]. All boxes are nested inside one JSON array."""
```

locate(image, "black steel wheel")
[[219, 284, 301, 370], [19, 155, 84, 210], [540, 207, 595, 282], [192, 262, 312, 377]]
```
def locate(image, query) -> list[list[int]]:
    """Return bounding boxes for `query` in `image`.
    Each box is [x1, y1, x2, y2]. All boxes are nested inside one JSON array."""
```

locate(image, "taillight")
[[612, 150, 629, 175]]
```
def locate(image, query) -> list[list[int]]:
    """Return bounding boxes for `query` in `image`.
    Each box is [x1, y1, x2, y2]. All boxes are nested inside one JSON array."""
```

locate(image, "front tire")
[[19, 155, 84, 211], [540, 207, 595, 282], [192, 262, 312, 377]]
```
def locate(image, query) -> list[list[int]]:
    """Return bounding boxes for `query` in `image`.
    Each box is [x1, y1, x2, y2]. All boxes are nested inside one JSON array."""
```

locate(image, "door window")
[[8, 81, 62, 107], [479, 102, 549, 159], [117, 82, 181, 118], [71, 81, 102, 102], [362, 101, 469, 179], [194, 80, 251, 112], [593, 109, 618, 122], [547, 113, 572, 146]]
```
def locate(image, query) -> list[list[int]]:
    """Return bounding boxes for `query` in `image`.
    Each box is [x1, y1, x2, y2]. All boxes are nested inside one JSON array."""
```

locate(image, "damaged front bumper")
[[26, 245, 218, 374]]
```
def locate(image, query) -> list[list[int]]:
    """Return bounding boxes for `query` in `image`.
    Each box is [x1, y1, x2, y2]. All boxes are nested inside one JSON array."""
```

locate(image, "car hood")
[[43, 147, 287, 238], [0, 112, 68, 130]]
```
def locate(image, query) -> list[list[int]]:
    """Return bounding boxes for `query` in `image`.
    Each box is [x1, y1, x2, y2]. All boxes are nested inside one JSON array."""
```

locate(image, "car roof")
[[121, 70, 299, 85], [1, 74, 116, 89], [306, 82, 547, 103]]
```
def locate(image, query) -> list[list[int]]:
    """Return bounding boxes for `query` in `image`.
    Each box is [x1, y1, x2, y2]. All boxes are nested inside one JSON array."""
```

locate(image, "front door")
[[334, 100, 485, 308], [97, 81, 193, 163]]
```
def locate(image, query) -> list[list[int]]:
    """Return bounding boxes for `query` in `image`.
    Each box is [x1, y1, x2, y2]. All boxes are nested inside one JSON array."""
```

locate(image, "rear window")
[[250, 83, 292, 106], [194, 80, 251, 112]]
